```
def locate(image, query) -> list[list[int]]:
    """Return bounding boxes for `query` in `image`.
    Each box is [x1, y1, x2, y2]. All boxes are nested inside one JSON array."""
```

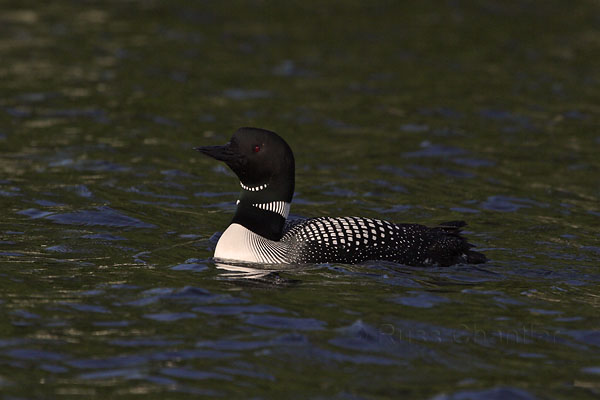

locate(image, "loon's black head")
[[196, 127, 295, 240]]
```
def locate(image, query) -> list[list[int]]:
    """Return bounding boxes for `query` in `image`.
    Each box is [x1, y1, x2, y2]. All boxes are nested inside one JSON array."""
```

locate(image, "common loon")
[[196, 127, 487, 267]]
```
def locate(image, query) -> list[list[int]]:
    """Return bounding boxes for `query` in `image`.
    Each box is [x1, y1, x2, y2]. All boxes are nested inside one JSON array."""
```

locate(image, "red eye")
[[253, 145, 261, 153]]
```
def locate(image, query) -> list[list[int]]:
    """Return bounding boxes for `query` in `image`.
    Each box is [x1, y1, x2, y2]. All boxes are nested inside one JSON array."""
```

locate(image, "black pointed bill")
[[194, 143, 234, 162]]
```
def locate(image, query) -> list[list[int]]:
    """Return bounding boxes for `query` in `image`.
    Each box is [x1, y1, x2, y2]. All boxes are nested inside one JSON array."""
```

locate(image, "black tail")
[[426, 221, 487, 266], [465, 249, 488, 264]]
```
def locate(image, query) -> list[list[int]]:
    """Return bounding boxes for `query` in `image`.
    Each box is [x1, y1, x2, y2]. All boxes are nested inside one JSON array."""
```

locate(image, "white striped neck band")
[[240, 181, 268, 192], [252, 201, 291, 219]]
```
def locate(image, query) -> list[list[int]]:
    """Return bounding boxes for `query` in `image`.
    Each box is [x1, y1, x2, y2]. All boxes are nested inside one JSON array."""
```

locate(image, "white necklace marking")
[[240, 182, 268, 192], [252, 201, 291, 219]]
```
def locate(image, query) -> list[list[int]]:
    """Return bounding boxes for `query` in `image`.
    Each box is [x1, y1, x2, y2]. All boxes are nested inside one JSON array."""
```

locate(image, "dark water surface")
[[1, 1, 600, 398]]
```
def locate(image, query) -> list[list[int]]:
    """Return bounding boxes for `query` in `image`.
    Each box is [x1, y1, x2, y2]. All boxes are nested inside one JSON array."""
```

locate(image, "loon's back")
[[281, 217, 485, 266]]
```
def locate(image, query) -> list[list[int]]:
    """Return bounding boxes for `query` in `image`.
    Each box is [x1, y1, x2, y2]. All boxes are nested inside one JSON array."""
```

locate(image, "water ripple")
[[245, 314, 326, 331], [432, 386, 538, 400], [44, 206, 156, 228]]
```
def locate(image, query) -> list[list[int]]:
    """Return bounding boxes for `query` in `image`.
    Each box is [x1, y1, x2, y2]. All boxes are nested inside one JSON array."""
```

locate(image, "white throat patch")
[[214, 223, 289, 264], [240, 182, 268, 192]]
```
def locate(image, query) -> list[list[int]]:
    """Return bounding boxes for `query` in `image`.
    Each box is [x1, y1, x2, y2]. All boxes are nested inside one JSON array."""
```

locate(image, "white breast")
[[214, 223, 289, 264]]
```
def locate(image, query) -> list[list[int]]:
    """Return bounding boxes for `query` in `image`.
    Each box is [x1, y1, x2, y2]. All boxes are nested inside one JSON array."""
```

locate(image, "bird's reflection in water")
[[214, 261, 313, 287]]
